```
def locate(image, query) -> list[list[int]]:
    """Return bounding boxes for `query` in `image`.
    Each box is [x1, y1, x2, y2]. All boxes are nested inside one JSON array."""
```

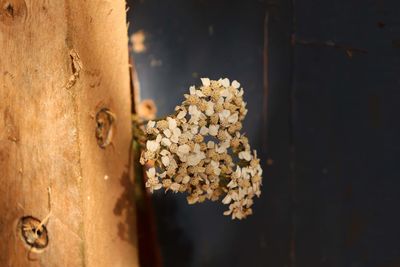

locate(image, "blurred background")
[[127, 0, 400, 266]]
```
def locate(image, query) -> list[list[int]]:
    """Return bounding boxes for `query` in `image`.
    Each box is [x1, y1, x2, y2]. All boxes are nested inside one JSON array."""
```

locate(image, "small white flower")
[[196, 90, 205, 97], [209, 125, 219, 136], [219, 109, 231, 121], [188, 105, 202, 124], [221, 89, 232, 99], [163, 129, 172, 138], [170, 183, 180, 192], [221, 78, 230, 88], [147, 120, 156, 128], [161, 156, 170, 166], [187, 151, 205, 166], [167, 117, 177, 130], [227, 179, 238, 188], [177, 144, 190, 155], [200, 126, 209, 135], [215, 144, 227, 154], [177, 110, 187, 119], [171, 136, 179, 143], [170, 127, 182, 143], [189, 86, 196, 95], [205, 102, 214, 116], [241, 167, 251, 179], [222, 194, 232, 204], [191, 125, 199, 134], [189, 105, 199, 115], [177, 144, 190, 161], [146, 167, 156, 178], [223, 209, 233, 216], [232, 166, 242, 179], [160, 149, 170, 156], [182, 175, 190, 184], [227, 113, 239, 124], [173, 127, 181, 136], [193, 143, 201, 153], [161, 137, 172, 146], [239, 151, 252, 161], [161, 156, 169, 167], [207, 141, 215, 148], [232, 80, 240, 89], [146, 182, 162, 192], [210, 160, 221, 175], [146, 140, 160, 152], [201, 78, 210, 86]]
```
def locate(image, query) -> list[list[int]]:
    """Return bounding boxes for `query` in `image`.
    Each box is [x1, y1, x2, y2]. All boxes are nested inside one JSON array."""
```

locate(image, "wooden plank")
[[292, 0, 400, 266], [0, 0, 138, 266]]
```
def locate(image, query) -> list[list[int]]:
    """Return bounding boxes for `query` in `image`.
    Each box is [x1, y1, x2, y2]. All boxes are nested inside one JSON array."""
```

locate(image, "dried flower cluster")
[[139, 78, 263, 219]]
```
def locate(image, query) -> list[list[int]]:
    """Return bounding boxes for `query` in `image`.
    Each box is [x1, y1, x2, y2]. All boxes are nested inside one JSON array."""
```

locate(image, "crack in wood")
[[292, 35, 368, 58]]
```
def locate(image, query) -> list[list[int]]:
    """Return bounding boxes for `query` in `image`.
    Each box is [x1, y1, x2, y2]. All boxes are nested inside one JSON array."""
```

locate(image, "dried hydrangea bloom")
[[140, 78, 263, 220]]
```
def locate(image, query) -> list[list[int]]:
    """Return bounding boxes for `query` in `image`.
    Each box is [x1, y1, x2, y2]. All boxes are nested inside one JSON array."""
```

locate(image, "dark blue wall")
[[128, 0, 400, 266]]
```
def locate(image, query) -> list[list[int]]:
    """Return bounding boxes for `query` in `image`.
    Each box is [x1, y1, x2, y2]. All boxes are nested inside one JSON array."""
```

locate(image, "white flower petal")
[[163, 129, 172, 138], [147, 120, 156, 128], [161, 156, 170, 166], [222, 194, 232, 204], [219, 109, 231, 120], [196, 90, 205, 97], [207, 141, 215, 148], [173, 127, 181, 137], [153, 184, 162, 190], [227, 179, 237, 188], [191, 126, 199, 135], [177, 144, 190, 155], [161, 137, 172, 146], [146, 140, 160, 152], [221, 78, 230, 88], [193, 143, 201, 153], [232, 80, 241, 89], [221, 89, 230, 98], [160, 149, 170, 156], [228, 113, 239, 123], [189, 86, 196, 95], [239, 151, 252, 161], [205, 102, 214, 116], [170, 183, 180, 192], [146, 167, 156, 178], [201, 78, 210, 87], [187, 152, 205, 166], [177, 110, 187, 119], [171, 135, 179, 143], [167, 117, 177, 130], [182, 175, 190, 184], [200, 126, 209, 135], [209, 125, 219, 136], [188, 105, 199, 115]]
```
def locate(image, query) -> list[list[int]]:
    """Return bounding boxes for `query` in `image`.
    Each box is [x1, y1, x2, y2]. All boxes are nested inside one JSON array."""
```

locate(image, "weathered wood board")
[[0, 0, 138, 266]]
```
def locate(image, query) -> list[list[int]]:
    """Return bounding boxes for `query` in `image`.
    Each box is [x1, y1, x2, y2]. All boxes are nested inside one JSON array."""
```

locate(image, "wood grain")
[[0, 0, 138, 266]]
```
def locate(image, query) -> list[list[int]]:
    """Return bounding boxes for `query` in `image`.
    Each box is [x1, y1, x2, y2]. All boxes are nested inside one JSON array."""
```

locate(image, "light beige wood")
[[0, 0, 138, 266]]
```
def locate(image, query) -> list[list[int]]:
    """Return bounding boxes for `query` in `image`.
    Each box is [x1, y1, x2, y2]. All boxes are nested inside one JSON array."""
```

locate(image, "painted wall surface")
[[128, 0, 400, 266]]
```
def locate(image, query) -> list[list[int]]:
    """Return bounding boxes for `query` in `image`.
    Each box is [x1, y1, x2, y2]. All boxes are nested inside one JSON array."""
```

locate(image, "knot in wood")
[[0, 0, 27, 25], [18, 216, 49, 253], [96, 108, 116, 148]]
